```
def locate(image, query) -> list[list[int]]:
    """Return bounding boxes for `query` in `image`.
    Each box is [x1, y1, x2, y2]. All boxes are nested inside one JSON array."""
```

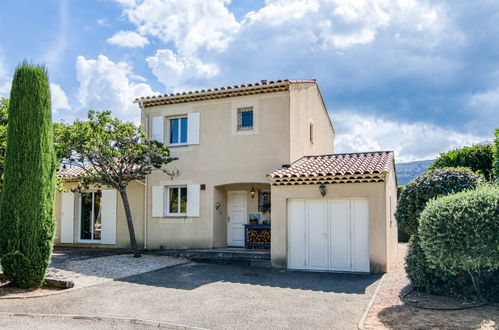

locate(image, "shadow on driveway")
[[120, 262, 381, 294]]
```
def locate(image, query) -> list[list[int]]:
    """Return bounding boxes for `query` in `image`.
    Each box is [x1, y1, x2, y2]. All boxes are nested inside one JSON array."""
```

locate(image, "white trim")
[[166, 115, 188, 145], [187, 112, 200, 145], [101, 189, 117, 245], [60, 192, 75, 243], [151, 116, 164, 143], [152, 185, 165, 217], [165, 185, 188, 217], [231, 100, 258, 136], [186, 184, 200, 217]]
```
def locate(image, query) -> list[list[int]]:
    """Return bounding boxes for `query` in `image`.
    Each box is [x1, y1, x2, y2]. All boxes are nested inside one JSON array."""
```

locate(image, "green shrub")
[[0, 62, 57, 288], [419, 185, 499, 300], [429, 142, 494, 181], [395, 168, 483, 237]]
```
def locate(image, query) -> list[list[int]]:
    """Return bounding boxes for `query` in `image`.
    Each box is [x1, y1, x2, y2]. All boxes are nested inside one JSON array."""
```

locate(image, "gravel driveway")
[[0, 262, 380, 329]]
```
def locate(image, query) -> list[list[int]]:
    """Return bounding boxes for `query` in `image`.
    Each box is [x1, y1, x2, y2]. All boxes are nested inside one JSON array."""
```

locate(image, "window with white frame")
[[167, 186, 188, 216], [237, 107, 253, 130], [169, 116, 188, 145]]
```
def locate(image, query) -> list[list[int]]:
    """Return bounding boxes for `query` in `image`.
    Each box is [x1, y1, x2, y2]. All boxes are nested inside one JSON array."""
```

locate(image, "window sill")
[[167, 143, 188, 148]]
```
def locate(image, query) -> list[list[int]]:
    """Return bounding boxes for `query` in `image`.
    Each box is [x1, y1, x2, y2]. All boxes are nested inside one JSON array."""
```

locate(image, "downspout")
[[139, 101, 148, 250]]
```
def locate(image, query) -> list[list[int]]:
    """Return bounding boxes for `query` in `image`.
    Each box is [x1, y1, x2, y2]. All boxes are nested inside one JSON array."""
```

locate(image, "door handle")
[[228, 216, 231, 223]]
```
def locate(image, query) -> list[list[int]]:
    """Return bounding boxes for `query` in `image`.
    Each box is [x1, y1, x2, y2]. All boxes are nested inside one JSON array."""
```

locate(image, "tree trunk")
[[119, 188, 141, 257]]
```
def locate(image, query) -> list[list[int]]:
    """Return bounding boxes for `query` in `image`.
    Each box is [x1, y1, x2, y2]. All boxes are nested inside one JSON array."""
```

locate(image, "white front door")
[[288, 198, 370, 272], [227, 191, 247, 247]]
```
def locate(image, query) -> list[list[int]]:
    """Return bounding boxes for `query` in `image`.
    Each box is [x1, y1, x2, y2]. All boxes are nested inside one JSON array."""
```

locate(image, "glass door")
[[79, 192, 102, 242]]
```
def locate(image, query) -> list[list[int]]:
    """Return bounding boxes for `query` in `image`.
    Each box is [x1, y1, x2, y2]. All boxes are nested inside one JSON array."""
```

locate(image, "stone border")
[[0, 262, 188, 300], [357, 274, 385, 330], [0, 311, 205, 329]]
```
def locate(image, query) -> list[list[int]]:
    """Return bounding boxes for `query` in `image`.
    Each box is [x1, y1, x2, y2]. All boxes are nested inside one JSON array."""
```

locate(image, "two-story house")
[[55, 79, 398, 273]]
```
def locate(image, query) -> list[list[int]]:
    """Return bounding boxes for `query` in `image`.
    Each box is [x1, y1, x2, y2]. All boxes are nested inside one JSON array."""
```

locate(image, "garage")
[[268, 151, 399, 273], [288, 198, 369, 272]]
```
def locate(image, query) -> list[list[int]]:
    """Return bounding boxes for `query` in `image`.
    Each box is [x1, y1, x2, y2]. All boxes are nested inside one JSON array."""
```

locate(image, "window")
[[79, 192, 102, 241], [309, 122, 314, 144], [169, 117, 188, 145], [237, 107, 253, 130], [167, 186, 188, 216]]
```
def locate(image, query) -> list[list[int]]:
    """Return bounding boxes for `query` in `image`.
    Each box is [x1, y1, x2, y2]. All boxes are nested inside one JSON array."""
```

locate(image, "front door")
[[78, 192, 102, 242], [227, 191, 247, 247]]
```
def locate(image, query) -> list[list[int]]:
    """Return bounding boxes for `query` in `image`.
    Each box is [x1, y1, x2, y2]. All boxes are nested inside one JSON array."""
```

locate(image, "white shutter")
[[187, 184, 200, 217], [152, 116, 164, 143], [187, 112, 200, 145], [152, 185, 165, 217], [60, 192, 75, 243], [101, 189, 117, 244]]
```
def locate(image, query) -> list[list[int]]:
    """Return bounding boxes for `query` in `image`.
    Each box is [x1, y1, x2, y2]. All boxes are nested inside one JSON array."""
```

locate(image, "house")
[[55, 79, 398, 273]]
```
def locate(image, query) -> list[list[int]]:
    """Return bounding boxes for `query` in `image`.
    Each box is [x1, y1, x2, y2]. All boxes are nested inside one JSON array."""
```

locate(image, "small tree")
[[57, 110, 176, 257], [429, 142, 495, 180], [0, 63, 57, 288], [494, 129, 499, 181]]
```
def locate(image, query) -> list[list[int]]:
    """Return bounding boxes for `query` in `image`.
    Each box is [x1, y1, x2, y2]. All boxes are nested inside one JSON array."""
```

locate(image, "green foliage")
[[58, 110, 176, 256], [494, 129, 499, 181], [405, 235, 467, 295], [395, 168, 483, 236], [419, 185, 499, 300], [0, 63, 57, 288], [429, 142, 495, 180], [0, 98, 8, 189]]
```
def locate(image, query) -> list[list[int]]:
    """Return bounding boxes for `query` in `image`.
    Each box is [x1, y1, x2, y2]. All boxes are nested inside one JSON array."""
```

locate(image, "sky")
[[0, 0, 498, 162]]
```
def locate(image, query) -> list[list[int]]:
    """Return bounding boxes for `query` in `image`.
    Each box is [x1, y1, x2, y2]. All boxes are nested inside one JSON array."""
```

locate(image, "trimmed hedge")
[[395, 168, 483, 237], [419, 185, 499, 300], [429, 142, 495, 181]]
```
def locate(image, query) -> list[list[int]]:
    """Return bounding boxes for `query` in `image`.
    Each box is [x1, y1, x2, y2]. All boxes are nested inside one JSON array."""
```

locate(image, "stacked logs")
[[247, 228, 271, 247]]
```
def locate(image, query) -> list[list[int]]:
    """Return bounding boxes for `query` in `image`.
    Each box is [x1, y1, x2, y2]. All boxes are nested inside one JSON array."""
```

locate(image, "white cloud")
[[332, 111, 488, 162], [115, 0, 239, 55], [146, 49, 219, 92], [76, 55, 157, 121], [0, 56, 11, 98], [50, 83, 70, 111], [107, 30, 150, 48]]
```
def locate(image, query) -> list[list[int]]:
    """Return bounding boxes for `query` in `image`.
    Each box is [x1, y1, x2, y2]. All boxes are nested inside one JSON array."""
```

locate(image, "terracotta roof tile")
[[268, 151, 394, 179], [57, 166, 86, 180]]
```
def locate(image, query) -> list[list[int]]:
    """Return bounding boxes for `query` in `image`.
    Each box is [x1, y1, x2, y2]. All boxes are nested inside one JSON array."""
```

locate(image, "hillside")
[[396, 159, 434, 185]]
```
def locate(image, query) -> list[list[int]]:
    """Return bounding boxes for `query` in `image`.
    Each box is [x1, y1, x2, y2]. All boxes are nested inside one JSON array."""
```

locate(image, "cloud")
[[333, 111, 489, 162], [114, 0, 239, 55], [107, 30, 150, 48], [50, 83, 70, 111], [75, 55, 157, 121], [146, 49, 219, 92], [44, 0, 69, 69], [0, 55, 11, 98]]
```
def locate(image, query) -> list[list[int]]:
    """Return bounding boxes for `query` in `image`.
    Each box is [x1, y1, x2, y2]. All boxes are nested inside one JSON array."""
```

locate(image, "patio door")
[[78, 192, 102, 242], [227, 191, 247, 247]]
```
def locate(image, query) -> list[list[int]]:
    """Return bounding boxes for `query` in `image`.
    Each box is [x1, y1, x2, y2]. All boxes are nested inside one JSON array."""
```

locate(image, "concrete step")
[[154, 248, 271, 263], [190, 256, 272, 268]]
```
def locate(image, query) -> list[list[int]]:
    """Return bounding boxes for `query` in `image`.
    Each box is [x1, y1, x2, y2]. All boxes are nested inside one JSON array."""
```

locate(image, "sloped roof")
[[134, 79, 316, 107], [268, 151, 394, 179], [57, 166, 86, 180]]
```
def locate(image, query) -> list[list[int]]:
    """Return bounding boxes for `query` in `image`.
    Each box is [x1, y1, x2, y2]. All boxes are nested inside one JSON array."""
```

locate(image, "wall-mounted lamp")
[[250, 186, 256, 199], [215, 202, 221, 210], [319, 183, 327, 197]]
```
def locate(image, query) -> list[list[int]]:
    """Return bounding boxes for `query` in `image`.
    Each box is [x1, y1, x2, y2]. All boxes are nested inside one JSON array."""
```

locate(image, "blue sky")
[[0, 0, 498, 162]]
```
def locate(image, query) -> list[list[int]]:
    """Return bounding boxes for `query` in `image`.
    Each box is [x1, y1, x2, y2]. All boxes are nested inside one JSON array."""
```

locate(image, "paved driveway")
[[0, 263, 380, 329]]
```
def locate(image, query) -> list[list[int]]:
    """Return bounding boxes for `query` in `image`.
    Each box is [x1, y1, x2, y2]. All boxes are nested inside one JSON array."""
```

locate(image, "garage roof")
[[268, 151, 394, 185]]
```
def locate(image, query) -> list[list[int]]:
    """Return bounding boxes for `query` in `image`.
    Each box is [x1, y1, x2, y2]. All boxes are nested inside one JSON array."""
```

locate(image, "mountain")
[[396, 159, 434, 186]]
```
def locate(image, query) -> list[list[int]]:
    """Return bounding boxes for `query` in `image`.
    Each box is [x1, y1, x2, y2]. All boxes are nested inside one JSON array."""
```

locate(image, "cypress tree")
[[0, 62, 57, 288]]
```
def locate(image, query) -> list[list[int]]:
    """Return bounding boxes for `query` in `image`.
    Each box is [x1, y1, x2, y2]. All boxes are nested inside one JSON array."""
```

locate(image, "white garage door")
[[288, 198, 369, 272]]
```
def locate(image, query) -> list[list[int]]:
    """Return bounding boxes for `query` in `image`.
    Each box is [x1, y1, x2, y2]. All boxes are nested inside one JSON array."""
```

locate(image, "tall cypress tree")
[[0, 62, 57, 288]]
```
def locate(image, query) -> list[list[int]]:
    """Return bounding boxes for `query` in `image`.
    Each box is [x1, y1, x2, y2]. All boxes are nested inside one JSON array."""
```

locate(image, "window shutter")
[[187, 184, 200, 217], [60, 192, 75, 243], [187, 112, 200, 145], [101, 189, 117, 244], [152, 185, 164, 217], [152, 116, 164, 143]]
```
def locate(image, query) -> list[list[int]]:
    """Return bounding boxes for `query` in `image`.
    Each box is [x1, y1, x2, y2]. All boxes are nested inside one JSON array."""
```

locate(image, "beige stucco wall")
[[54, 181, 145, 249], [142, 93, 291, 249], [270, 180, 390, 273], [289, 83, 335, 162], [384, 164, 399, 272]]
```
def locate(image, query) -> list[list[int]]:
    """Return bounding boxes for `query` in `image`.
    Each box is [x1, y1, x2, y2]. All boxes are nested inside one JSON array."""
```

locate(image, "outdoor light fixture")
[[319, 183, 327, 197], [250, 186, 256, 198]]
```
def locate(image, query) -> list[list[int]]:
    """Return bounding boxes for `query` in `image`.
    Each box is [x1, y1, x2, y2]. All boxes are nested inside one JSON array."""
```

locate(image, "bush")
[[429, 142, 494, 181], [395, 168, 483, 237], [0, 63, 57, 288], [419, 185, 499, 300]]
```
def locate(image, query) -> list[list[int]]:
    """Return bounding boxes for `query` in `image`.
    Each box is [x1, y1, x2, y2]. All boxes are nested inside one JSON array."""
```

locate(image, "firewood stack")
[[247, 228, 271, 247]]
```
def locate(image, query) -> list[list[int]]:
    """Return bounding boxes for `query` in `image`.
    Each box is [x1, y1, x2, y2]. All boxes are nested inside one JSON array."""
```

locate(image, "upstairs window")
[[169, 117, 188, 145], [237, 107, 253, 130]]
